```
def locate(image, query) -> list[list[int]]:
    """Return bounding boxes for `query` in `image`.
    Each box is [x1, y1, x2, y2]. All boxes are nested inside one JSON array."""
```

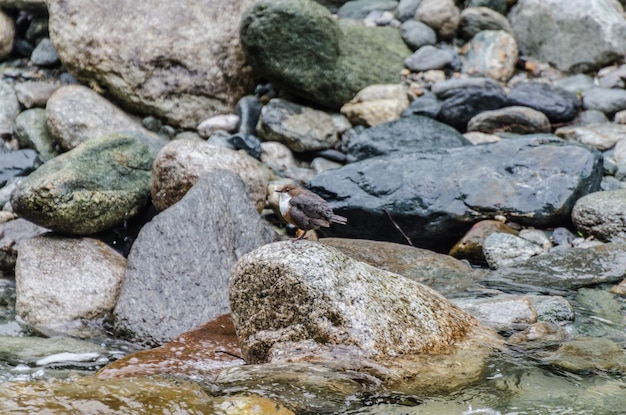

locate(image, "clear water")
[[0, 280, 624, 414]]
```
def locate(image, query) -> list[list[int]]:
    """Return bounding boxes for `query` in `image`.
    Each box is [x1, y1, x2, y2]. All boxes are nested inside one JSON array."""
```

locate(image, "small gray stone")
[[583, 87, 626, 115], [0, 81, 20, 138], [484, 242, 626, 291], [518, 229, 552, 250], [399, 19, 437, 50], [257, 98, 350, 152], [453, 295, 537, 330], [404, 45, 454, 72], [526, 295, 574, 322], [555, 74, 595, 95], [483, 232, 545, 269], [337, 0, 398, 20], [572, 189, 626, 242], [556, 122, 626, 151], [14, 81, 61, 109], [509, 0, 626, 73], [14, 108, 59, 161], [415, 0, 460, 38], [30, 38, 60, 67]]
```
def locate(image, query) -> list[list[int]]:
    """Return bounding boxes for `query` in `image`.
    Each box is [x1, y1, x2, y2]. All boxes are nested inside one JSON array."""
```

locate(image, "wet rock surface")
[[310, 136, 602, 251]]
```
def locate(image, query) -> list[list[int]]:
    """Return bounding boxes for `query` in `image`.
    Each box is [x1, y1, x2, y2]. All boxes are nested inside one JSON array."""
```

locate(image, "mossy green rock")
[[240, 0, 410, 109], [11, 133, 153, 235]]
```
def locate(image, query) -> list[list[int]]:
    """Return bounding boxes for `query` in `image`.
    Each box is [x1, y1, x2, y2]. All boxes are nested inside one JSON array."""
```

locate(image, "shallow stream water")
[[0, 275, 625, 414]]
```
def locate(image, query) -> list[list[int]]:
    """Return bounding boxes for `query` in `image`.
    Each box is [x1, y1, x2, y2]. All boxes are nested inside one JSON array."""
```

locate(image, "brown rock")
[[151, 139, 268, 212], [97, 314, 243, 380], [449, 219, 519, 264]]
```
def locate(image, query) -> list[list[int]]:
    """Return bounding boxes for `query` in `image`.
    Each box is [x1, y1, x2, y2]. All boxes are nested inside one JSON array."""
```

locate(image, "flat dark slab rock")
[[309, 135, 602, 251]]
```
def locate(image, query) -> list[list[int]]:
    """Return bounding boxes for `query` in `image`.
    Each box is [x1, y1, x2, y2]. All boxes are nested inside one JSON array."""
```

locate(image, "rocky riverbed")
[[1, 0, 626, 413]]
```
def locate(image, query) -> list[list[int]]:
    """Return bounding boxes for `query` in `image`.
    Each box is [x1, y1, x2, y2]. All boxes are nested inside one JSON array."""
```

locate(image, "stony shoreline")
[[1, 0, 626, 413]]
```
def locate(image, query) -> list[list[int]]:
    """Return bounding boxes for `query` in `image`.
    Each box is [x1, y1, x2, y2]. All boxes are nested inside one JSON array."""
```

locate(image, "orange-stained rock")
[[97, 314, 243, 380], [449, 219, 519, 264]]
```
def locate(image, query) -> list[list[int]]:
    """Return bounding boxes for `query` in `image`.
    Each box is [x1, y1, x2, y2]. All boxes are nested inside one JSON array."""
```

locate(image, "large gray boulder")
[[309, 135, 602, 251], [10, 133, 154, 235], [240, 0, 410, 109], [46, 0, 259, 128], [509, 0, 626, 72], [230, 241, 499, 391], [114, 171, 276, 346]]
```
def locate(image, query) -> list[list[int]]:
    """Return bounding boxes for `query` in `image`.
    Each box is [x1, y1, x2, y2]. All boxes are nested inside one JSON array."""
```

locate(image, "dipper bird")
[[276, 184, 347, 240]]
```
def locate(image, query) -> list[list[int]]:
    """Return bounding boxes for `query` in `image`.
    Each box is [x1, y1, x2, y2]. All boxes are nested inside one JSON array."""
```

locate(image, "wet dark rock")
[[336, 0, 398, 19], [0, 148, 43, 187], [114, 171, 276, 346], [10, 133, 153, 235], [227, 133, 262, 159], [433, 78, 508, 129], [467, 106, 551, 134], [347, 115, 470, 162], [507, 82, 580, 123], [404, 45, 455, 72], [309, 136, 602, 251], [400, 91, 442, 118], [235, 95, 263, 137], [483, 242, 626, 292], [399, 20, 437, 51], [240, 0, 410, 109]]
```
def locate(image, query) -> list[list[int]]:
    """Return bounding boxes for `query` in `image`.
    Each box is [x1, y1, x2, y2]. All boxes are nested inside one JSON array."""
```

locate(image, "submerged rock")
[[483, 242, 626, 292]]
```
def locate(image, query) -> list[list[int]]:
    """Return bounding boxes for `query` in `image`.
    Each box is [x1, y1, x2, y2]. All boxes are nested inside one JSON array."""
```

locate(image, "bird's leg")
[[291, 229, 308, 242]]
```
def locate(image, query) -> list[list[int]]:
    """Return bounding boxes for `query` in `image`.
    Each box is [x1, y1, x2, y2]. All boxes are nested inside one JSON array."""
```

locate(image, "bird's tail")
[[331, 214, 347, 225]]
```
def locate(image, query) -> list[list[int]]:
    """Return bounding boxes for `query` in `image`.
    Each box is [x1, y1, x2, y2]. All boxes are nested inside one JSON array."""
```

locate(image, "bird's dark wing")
[[289, 193, 333, 228]]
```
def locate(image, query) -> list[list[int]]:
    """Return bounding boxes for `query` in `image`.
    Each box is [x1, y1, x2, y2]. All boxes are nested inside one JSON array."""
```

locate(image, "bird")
[[275, 184, 347, 241]]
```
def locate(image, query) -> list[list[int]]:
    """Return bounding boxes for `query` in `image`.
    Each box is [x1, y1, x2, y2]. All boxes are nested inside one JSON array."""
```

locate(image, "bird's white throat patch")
[[279, 192, 292, 217]]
